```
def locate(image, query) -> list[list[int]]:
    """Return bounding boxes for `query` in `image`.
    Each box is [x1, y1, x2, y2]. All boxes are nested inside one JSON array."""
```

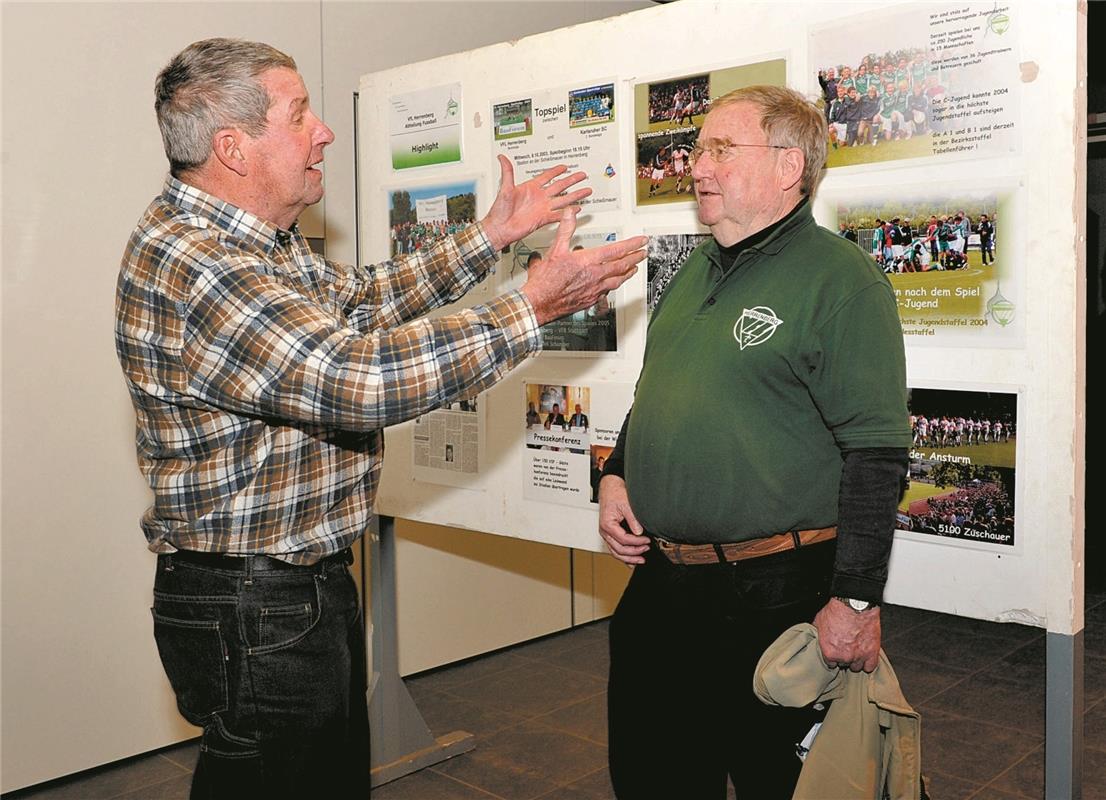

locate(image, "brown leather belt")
[[653, 527, 837, 566]]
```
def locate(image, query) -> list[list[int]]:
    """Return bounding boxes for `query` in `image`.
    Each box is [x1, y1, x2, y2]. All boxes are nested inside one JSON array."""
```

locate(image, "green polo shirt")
[[625, 201, 908, 543]]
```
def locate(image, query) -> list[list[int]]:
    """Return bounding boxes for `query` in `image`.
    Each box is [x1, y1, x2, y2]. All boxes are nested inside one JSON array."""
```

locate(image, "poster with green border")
[[389, 83, 463, 170]]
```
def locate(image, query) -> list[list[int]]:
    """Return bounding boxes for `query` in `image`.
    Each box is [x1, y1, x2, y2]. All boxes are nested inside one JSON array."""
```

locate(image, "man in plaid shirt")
[[116, 38, 644, 798]]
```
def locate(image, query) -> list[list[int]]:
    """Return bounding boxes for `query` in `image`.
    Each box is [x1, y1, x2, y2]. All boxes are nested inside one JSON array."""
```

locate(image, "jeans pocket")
[[258, 602, 313, 649], [151, 609, 229, 724], [244, 576, 322, 656]]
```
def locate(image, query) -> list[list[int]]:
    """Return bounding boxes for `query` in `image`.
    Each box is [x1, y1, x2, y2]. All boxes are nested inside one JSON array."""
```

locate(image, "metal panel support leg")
[[1045, 631, 1083, 799], [367, 515, 475, 787]]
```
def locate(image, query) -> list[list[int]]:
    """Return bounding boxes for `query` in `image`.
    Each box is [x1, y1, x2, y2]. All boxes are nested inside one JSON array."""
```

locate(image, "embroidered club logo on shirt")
[[733, 306, 783, 350]]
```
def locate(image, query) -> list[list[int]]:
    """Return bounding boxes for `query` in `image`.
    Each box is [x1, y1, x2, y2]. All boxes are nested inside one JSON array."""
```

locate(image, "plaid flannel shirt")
[[115, 177, 540, 563]]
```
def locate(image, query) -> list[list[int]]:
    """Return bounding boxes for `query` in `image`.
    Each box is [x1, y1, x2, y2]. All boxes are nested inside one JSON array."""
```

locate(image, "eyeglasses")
[[688, 139, 790, 165]]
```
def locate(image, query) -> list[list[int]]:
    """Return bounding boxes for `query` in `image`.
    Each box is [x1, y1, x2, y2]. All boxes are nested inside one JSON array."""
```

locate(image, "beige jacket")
[[753, 623, 922, 800]]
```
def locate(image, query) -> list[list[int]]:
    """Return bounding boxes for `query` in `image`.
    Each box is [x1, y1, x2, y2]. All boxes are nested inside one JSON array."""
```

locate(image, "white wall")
[[0, 1, 649, 791]]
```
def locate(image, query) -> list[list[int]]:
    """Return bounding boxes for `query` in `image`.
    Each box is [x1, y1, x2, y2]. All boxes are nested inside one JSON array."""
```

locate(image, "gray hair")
[[708, 85, 828, 197], [155, 38, 297, 175]]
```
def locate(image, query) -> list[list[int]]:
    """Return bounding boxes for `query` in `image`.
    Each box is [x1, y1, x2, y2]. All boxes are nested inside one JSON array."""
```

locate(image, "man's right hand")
[[520, 209, 647, 326], [598, 475, 650, 565]]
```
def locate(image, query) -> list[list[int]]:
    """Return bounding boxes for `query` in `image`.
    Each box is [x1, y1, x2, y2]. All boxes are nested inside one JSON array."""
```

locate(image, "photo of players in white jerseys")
[[646, 74, 709, 127], [646, 232, 710, 315], [633, 59, 787, 207], [899, 388, 1016, 547]]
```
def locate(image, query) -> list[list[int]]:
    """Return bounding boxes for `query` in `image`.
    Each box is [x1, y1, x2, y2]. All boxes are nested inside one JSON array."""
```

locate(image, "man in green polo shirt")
[[598, 85, 909, 799]]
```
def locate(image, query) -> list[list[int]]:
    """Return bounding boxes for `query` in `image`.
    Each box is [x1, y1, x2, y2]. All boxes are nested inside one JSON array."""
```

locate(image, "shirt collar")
[[162, 175, 297, 255], [704, 197, 814, 269]]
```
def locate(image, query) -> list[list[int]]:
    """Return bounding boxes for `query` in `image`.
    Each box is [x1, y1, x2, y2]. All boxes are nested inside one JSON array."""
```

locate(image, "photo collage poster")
[[632, 58, 787, 208], [809, 3, 1020, 171], [822, 180, 1022, 345], [899, 387, 1017, 548], [522, 381, 634, 509], [491, 79, 621, 211]]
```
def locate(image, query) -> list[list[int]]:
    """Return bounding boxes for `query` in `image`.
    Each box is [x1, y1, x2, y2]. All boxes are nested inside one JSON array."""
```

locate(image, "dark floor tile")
[[981, 636, 1048, 686], [1086, 603, 1106, 659], [881, 603, 947, 641], [882, 621, 1026, 672], [1086, 698, 1106, 752], [890, 653, 973, 705], [535, 692, 607, 745], [1085, 747, 1106, 795], [113, 774, 192, 800], [154, 741, 198, 773], [3, 752, 190, 800], [969, 787, 1032, 800], [447, 663, 606, 720], [510, 628, 606, 664], [373, 768, 502, 799], [533, 767, 614, 800], [922, 613, 1042, 645], [416, 686, 526, 741], [924, 673, 1045, 732], [1087, 590, 1106, 611], [1087, 655, 1106, 705], [920, 769, 984, 799], [919, 708, 1042, 785], [540, 638, 609, 680], [433, 720, 608, 800], [409, 652, 535, 692], [1001, 749, 1106, 798], [987, 745, 1042, 798]]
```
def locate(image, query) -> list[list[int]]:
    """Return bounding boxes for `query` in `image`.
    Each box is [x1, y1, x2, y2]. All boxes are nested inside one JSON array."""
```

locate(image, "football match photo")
[[898, 388, 1016, 547]]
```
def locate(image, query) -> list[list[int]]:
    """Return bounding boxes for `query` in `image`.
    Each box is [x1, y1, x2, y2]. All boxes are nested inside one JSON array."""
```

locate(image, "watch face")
[[848, 598, 870, 612]]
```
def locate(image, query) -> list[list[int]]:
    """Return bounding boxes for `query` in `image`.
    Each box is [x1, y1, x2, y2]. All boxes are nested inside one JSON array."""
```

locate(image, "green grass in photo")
[[899, 480, 953, 512], [826, 134, 933, 168], [636, 176, 695, 206], [890, 250, 994, 318], [912, 437, 1016, 469]]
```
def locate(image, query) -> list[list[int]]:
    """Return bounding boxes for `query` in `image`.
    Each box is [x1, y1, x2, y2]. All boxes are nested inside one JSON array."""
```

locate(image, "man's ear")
[[212, 129, 248, 177], [778, 148, 804, 193]]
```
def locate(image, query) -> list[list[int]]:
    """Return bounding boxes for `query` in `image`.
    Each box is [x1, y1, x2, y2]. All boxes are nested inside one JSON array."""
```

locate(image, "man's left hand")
[[482, 155, 592, 251], [813, 598, 881, 673]]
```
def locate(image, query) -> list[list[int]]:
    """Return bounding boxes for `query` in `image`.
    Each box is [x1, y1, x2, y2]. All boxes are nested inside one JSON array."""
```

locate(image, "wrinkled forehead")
[[260, 67, 309, 111], [700, 102, 763, 142]]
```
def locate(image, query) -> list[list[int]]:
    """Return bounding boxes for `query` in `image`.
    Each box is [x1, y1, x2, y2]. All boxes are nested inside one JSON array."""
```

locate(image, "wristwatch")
[[836, 596, 876, 613]]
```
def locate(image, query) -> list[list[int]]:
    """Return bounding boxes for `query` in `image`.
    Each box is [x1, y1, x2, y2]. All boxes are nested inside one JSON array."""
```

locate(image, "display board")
[[360, 0, 1083, 628]]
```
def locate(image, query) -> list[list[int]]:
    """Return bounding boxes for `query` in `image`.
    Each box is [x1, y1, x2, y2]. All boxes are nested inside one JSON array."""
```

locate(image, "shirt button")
[[707, 297, 716, 305]]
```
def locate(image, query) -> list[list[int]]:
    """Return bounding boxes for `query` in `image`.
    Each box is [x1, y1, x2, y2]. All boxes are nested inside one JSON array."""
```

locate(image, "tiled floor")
[[6, 591, 1105, 800]]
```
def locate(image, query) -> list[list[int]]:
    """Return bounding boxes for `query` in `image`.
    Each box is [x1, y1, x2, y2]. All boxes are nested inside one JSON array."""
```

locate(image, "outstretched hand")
[[481, 155, 592, 251], [520, 208, 646, 326]]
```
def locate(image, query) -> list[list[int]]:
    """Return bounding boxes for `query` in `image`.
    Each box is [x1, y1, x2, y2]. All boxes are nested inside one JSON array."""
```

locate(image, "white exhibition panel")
[[361, 1, 1082, 631]]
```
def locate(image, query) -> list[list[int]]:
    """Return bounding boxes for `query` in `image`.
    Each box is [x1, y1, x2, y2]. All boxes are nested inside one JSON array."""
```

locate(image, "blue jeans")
[[151, 550, 369, 799], [608, 540, 835, 800]]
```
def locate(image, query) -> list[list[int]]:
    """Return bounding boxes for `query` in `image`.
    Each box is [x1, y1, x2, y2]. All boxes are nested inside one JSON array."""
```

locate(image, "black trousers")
[[607, 539, 835, 800], [152, 551, 370, 799]]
